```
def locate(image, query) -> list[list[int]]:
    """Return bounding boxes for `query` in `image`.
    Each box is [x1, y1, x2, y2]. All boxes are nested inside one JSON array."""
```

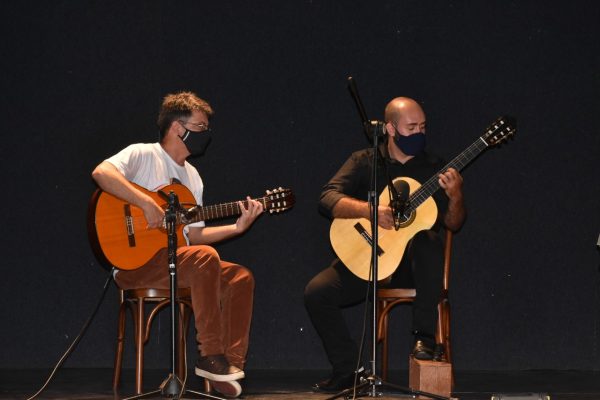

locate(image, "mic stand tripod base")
[[159, 373, 183, 398], [325, 372, 454, 400], [122, 374, 227, 400]]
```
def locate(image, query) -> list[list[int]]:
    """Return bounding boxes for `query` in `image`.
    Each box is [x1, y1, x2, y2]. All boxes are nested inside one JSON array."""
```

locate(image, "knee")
[[187, 245, 221, 274], [304, 278, 327, 310], [413, 230, 442, 247], [236, 266, 255, 291], [196, 245, 220, 261]]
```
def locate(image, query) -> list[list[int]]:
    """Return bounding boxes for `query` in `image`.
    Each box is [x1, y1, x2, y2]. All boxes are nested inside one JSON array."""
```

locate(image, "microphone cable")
[[26, 267, 115, 400]]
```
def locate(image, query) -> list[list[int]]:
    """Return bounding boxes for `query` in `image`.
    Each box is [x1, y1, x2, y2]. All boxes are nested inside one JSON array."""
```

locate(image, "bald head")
[[384, 97, 427, 161], [384, 97, 425, 124]]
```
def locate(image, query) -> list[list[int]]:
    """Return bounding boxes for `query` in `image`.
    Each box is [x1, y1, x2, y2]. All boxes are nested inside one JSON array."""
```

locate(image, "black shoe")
[[195, 354, 245, 382], [312, 367, 367, 393], [433, 344, 445, 361], [412, 340, 434, 360]]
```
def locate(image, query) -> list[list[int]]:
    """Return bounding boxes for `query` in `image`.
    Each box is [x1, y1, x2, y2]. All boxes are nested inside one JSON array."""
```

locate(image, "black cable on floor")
[[26, 266, 115, 400]]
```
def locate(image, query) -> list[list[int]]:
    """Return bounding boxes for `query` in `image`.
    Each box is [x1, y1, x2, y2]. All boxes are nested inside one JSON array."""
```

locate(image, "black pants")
[[304, 230, 444, 375]]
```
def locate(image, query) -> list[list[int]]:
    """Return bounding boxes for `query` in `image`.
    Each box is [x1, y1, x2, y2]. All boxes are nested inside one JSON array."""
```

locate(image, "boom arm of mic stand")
[[347, 77, 370, 125]]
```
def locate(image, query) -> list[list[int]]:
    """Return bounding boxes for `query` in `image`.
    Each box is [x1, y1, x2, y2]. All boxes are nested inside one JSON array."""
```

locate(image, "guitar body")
[[329, 177, 438, 281], [88, 182, 295, 271], [88, 183, 196, 270]]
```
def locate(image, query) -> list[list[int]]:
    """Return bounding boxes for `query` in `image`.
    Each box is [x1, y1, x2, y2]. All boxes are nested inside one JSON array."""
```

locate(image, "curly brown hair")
[[157, 91, 214, 140]]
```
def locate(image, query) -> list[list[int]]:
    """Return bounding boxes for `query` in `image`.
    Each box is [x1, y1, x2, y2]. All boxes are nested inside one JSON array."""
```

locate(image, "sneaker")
[[210, 380, 242, 398], [195, 354, 245, 382]]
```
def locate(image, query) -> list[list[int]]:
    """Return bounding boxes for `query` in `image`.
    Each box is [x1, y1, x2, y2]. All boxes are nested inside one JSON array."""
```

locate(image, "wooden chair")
[[376, 230, 453, 380], [112, 287, 193, 394]]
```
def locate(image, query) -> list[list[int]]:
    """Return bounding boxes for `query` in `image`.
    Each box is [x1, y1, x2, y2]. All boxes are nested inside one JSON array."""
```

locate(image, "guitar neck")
[[406, 137, 488, 213], [184, 197, 266, 224]]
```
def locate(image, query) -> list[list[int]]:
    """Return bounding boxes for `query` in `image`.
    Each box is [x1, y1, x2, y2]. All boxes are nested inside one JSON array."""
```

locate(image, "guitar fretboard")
[[404, 137, 488, 216], [182, 197, 267, 224]]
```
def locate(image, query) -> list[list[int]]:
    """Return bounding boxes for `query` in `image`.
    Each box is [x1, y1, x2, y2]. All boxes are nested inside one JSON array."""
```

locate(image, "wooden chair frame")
[[112, 287, 193, 394]]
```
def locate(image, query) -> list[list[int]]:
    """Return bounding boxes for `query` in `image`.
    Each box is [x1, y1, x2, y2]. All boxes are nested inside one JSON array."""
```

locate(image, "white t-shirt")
[[105, 142, 206, 242]]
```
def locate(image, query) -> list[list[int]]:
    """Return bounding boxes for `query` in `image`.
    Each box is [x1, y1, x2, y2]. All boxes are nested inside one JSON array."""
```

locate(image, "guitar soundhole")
[[397, 210, 416, 229]]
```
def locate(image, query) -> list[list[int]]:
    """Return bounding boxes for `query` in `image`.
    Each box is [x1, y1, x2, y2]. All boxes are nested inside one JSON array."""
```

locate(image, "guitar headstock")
[[264, 187, 295, 214], [481, 115, 516, 147]]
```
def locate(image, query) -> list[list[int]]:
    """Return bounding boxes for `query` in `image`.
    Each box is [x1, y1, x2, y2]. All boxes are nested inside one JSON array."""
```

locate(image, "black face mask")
[[393, 129, 426, 156], [180, 129, 212, 157]]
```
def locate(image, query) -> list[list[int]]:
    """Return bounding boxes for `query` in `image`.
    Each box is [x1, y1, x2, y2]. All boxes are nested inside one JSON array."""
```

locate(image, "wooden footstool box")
[[409, 356, 453, 399]]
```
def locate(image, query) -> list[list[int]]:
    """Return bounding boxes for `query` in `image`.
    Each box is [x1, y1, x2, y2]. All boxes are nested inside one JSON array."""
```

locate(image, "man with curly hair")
[[92, 91, 261, 398]]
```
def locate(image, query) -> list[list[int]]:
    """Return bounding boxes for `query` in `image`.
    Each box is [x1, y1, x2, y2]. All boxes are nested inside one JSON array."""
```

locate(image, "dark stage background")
[[1, 1, 598, 374]]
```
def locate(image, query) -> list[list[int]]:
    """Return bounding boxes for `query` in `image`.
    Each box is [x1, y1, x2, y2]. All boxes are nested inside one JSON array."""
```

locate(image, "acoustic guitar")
[[88, 183, 294, 270], [329, 116, 515, 281]]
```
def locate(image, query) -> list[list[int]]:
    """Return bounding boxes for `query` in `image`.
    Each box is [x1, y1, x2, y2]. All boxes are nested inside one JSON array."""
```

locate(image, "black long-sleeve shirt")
[[319, 144, 449, 231]]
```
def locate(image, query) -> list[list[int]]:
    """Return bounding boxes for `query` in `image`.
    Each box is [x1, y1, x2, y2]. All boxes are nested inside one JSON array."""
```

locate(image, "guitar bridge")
[[353, 222, 384, 256], [124, 204, 136, 247]]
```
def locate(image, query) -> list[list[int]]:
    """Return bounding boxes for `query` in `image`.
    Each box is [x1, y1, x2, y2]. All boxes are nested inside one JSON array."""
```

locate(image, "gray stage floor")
[[2, 368, 600, 400]]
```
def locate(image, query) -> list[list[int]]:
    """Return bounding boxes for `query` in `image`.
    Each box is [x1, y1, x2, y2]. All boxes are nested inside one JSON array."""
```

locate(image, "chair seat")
[[377, 288, 416, 299], [123, 287, 192, 299]]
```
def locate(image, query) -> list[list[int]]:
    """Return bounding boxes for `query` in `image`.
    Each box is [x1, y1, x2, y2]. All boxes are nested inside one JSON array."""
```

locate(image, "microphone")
[[391, 180, 410, 230], [365, 120, 387, 139]]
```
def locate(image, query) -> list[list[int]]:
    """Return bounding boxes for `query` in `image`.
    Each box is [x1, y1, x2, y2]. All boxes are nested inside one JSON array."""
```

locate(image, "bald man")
[[305, 97, 465, 392]]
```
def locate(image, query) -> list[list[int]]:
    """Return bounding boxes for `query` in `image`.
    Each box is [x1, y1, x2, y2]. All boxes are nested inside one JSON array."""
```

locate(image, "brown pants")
[[114, 245, 254, 369]]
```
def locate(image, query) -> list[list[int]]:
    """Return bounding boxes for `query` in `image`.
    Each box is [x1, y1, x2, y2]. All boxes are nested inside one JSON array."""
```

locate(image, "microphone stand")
[[325, 77, 450, 400], [123, 191, 224, 400]]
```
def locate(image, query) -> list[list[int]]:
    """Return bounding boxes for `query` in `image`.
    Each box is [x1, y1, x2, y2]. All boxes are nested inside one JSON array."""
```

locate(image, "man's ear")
[[166, 120, 183, 139], [385, 122, 396, 137]]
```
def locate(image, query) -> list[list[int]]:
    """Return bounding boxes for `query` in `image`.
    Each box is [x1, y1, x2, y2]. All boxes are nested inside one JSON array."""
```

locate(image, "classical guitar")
[[330, 116, 515, 281], [88, 183, 295, 270]]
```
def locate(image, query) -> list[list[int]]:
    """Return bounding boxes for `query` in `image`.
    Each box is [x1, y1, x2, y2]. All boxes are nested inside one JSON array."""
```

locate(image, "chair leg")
[[177, 302, 187, 379], [445, 302, 454, 388], [436, 302, 444, 349], [112, 302, 127, 390], [135, 298, 145, 395], [443, 301, 451, 363], [379, 300, 390, 381]]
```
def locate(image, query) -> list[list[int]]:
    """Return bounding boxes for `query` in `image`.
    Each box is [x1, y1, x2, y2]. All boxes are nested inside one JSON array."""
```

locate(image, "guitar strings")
[[405, 138, 487, 216]]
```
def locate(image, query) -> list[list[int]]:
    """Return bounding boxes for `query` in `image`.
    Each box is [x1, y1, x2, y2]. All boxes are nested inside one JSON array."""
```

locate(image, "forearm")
[[187, 224, 241, 245], [187, 196, 263, 245], [91, 161, 154, 208], [331, 197, 370, 219], [444, 194, 466, 232]]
